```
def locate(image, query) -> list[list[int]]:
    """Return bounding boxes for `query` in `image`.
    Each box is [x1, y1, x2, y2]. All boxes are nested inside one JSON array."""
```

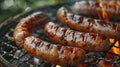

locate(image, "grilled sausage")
[[13, 12, 50, 47], [44, 22, 111, 51], [72, 1, 120, 21], [13, 12, 86, 66], [57, 6, 120, 40], [23, 36, 86, 65]]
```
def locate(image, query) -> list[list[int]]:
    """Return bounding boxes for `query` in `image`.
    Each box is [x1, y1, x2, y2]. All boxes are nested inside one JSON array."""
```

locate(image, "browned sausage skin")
[[57, 6, 120, 40], [23, 36, 86, 65], [72, 1, 120, 21], [44, 22, 111, 51], [13, 12, 86, 65], [13, 12, 50, 47]]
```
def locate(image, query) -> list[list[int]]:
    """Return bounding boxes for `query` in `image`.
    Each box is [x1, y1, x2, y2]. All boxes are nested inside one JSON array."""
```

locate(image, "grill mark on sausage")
[[44, 22, 111, 51], [72, 1, 120, 21], [13, 12, 50, 47], [57, 6, 120, 40], [23, 36, 86, 65]]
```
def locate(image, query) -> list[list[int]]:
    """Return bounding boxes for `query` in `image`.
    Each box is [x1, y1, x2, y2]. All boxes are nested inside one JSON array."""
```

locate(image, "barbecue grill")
[[0, 1, 120, 67]]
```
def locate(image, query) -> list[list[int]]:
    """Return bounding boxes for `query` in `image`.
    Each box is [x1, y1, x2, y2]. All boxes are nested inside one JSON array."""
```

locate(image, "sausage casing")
[[72, 1, 120, 21], [13, 12, 50, 47], [44, 22, 111, 51], [23, 36, 86, 65], [57, 6, 120, 40]]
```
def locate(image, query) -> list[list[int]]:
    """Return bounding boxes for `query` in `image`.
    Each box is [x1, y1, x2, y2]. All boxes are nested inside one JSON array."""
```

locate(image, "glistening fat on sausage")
[[57, 6, 120, 40], [23, 36, 86, 65], [13, 12, 50, 47], [44, 22, 111, 51], [72, 1, 120, 21], [13, 11, 86, 66]]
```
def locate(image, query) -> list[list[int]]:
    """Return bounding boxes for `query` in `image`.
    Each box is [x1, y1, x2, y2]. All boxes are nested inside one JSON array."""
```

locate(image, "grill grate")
[[0, 1, 120, 67]]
